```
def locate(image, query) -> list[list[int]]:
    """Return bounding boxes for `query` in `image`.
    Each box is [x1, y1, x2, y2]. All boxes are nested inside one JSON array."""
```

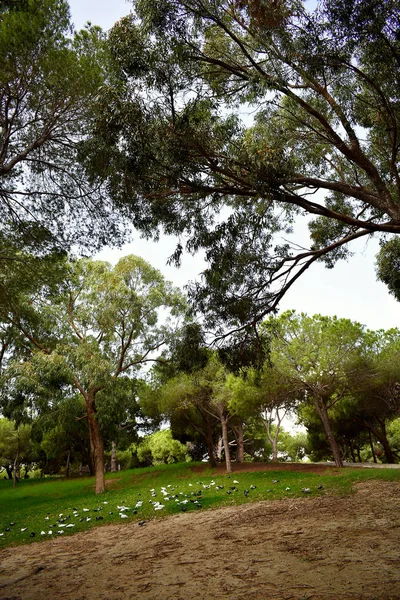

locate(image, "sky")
[[68, 0, 400, 334]]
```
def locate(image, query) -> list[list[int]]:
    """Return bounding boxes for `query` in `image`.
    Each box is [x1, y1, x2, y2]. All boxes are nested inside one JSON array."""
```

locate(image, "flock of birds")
[[0, 476, 324, 541]]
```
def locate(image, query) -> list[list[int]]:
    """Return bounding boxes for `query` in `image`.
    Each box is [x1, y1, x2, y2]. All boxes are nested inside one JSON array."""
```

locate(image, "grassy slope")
[[0, 462, 399, 549]]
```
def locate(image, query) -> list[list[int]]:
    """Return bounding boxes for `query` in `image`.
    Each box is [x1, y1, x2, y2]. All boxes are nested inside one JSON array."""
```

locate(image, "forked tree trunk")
[[314, 395, 343, 468], [86, 391, 105, 494]]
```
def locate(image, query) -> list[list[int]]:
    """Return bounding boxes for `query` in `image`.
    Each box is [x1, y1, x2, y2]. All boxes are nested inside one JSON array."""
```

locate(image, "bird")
[[30, 532, 35, 537], [138, 520, 146, 526], [302, 488, 311, 493], [20, 528, 27, 532]]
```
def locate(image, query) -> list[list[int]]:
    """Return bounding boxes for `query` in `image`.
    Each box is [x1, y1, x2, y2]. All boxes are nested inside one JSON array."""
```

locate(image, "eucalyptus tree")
[[266, 311, 365, 467], [1, 254, 185, 493], [81, 0, 400, 335], [0, 0, 128, 253]]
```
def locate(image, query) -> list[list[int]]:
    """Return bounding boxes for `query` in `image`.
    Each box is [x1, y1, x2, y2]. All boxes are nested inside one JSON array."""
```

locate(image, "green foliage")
[[81, 0, 400, 332], [136, 429, 190, 465], [376, 238, 400, 302], [0, 0, 128, 251]]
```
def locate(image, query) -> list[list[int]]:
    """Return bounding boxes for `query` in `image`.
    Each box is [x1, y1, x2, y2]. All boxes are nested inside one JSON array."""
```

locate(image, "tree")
[[136, 429, 189, 465], [266, 312, 365, 467], [229, 365, 297, 462], [376, 238, 400, 302], [0, 0, 128, 253], [0, 418, 37, 483], [1, 254, 185, 493], [81, 0, 400, 334]]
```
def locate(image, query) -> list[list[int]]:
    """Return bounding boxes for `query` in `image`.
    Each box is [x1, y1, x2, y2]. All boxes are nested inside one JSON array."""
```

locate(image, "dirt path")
[[1, 480, 399, 600]]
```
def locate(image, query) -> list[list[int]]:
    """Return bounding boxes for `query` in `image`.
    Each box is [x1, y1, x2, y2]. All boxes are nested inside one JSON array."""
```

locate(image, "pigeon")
[[244, 490, 249, 497], [250, 485, 256, 490], [30, 532, 36, 537], [96, 516, 104, 521], [272, 480, 279, 484], [138, 521, 146, 526], [318, 485, 324, 490], [302, 488, 311, 493]]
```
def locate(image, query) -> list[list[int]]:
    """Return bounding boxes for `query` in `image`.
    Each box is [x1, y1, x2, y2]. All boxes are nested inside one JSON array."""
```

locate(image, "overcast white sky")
[[68, 0, 400, 333]]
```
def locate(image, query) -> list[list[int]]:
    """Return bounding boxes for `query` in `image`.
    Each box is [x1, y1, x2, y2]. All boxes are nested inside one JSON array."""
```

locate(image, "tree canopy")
[[81, 0, 400, 332], [0, 0, 128, 253]]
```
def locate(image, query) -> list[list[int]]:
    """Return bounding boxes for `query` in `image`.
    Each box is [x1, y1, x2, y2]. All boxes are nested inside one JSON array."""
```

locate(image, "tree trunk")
[[367, 421, 395, 464], [12, 452, 19, 488], [111, 441, 117, 473], [66, 450, 71, 477], [86, 391, 105, 494], [314, 395, 343, 468], [220, 412, 232, 474], [368, 429, 377, 463]]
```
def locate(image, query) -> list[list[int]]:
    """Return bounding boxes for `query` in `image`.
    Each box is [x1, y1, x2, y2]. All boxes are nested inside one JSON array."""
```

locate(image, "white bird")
[[66, 524, 75, 528], [21, 528, 27, 532], [57, 531, 64, 535], [40, 531, 46, 535], [83, 508, 90, 512], [233, 480, 239, 484], [120, 513, 128, 519], [48, 531, 53, 535]]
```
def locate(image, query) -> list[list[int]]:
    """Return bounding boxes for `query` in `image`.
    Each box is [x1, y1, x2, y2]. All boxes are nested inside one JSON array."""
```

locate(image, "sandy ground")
[[1, 477, 400, 600]]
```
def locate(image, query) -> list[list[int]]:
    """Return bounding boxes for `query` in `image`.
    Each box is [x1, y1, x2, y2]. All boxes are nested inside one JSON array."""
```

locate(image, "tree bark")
[[314, 395, 343, 468], [86, 390, 105, 494], [219, 409, 232, 474], [111, 441, 117, 473], [368, 429, 377, 463], [66, 450, 71, 477]]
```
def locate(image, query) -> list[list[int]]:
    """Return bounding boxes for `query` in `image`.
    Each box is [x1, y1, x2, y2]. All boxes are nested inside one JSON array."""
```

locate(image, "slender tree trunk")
[[219, 410, 232, 474], [66, 450, 71, 477], [368, 429, 377, 463], [111, 441, 117, 473], [314, 395, 343, 468], [86, 390, 105, 494], [12, 452, 19, 488], [349, 440, 356, 463]]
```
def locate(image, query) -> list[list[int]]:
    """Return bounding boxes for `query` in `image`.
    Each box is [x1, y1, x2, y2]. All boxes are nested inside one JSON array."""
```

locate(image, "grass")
[[0, 462, 399, 549]]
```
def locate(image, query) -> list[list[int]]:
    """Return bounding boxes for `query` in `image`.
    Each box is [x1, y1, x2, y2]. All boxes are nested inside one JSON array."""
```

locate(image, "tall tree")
[[266, 311, 365, 467], [1, 254, 185, 493], [81, 0, 400, 333], [0, 0, 128, 253]]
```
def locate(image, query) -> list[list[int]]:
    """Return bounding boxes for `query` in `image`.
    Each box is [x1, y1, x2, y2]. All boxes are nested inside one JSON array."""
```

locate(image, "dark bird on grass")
[[138, 521, 146, 526], [30, 532, 35, 537], [244, 490, 249, 497]]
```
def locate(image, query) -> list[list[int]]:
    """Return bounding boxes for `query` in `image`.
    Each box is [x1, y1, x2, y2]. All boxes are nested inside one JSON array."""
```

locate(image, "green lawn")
[[1, 462, 399, 549]]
